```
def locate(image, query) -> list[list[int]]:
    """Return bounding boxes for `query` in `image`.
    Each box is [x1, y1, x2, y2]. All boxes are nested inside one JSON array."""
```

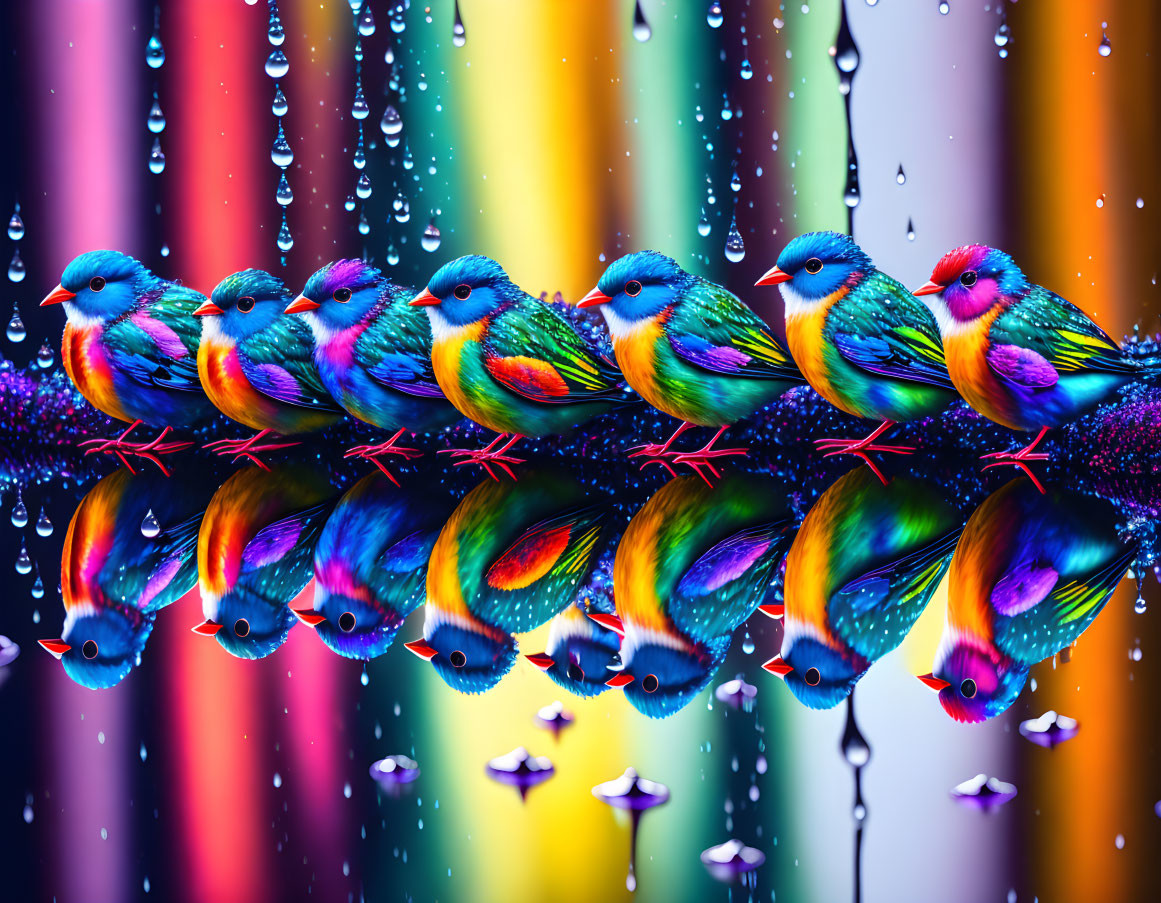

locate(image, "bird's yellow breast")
[[784, 291, 853, 416], [431, 320, 493, 426], [62, 322, 129, 422]]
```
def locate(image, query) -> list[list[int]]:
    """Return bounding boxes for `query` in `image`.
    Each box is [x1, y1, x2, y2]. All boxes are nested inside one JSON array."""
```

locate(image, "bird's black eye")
[[453, 283, 472, 301], [960, 678, 977, 698], [641, 673, 659, 693], [233, 618, 250, 638], [804, 667, 821, 686], [333, 287, 352, 303], [624, 280, 643, 297], [89, 276, 106, 292], [82, 640, 99, 660], [804, 258, 823, 275], [338, 611, 356, 633], [566, 662, 585, 682], [449, 650, 467, 668], [960, 270, 978, 287], [237, 296, 256, 313]]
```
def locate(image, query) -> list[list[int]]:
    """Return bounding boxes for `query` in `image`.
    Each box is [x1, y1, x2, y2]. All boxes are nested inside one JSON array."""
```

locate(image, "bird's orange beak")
[[524, 652, 555, 671], [41, 284, 76, 306], [291, 608, 326, 627], [755, 266, 793, 287], [912, 280, 944, 297], [191, 619, 222, 636], [587, 611, 624, 637], [285, 294, 320, 314], [577, 286, 611, 308], [917, 672, 950, 691], [757, 603, 784, 620], [193, 300, 225, 317], [605, 672, 634, 688], [38, 638, 71, 659], [409, 287, 440, 307], [404, 638, 437, 660], [762, 655, 794, 678]]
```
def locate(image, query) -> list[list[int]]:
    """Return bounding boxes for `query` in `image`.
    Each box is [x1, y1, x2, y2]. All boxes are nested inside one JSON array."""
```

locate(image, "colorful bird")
[[410, 256, 627, 479], [292, 472, 447, 660], [763, 467, 961, 709], [404, 471, 608, 693], [195, 269, 343, 466], [286, 259, 461, 476], [604, 472, 796, 717], [192, 466, 335, 659], [912, 244, 1148, 477], [40, 250, 214, 470], [38, 467, 209, 688], [579, 251, 802, 474], [756, 232, 957, 475], [524, 589, 623, 698], [920, 477, 1134, 723]]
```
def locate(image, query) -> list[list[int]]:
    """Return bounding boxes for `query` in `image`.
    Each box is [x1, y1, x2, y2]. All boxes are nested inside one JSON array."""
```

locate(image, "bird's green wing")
[[483, 298, 625, 404], [239, 319, 343, 411], [353, 298, 445, 398], [106, 286, 207, 393], [826, 272, 955, 389], [666, 280, 801, 381]]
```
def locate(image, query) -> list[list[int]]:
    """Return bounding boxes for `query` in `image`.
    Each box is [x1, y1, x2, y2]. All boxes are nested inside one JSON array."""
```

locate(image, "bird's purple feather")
[[668, 332, 753, 374], [988, 343, 1059, 388], [242, 518, 305, 572], [990, 558, 1058, 616]]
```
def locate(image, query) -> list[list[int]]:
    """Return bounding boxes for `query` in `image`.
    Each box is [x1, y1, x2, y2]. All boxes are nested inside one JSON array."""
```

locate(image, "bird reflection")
[[607, 472, 796, 717], [405, 470, 608, 694], [293, 472, 449, 659], [39, 468, 212, 688], [923, 476, 1135, 722], [192, 466, 335, 659], [526, 597, 623, 698], [768, 468, 961, 709]]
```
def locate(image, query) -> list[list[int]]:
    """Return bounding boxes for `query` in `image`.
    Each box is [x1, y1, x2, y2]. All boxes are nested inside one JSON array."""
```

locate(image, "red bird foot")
[[438, 433, 525, 481], [980, 427, 1050, 493], [204, 429, 300, 470], [669, 426, 748, 484], [344, 428, 423, 485], [815, 420, 915, 459], [626, 421, 695, 460], [80, 420, 193, 476]]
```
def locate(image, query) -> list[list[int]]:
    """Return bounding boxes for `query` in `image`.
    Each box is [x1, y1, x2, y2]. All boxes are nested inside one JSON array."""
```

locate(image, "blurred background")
[[0, 1, 1159, 901]]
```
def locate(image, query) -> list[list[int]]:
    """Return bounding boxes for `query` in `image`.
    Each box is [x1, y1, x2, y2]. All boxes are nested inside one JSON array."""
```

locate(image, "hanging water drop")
[[148, 138, 166, 175], [421, 220, 442, 253], [357, 210, 370, 236], [741, 631, 755, 655], [380, 105, 403, 145], [938, 2, 950, 15], [896, 164, 906, 185], [994, 22, 1011, 49], [358, 5, 376, 36], [352, 88, 370, 120], [740, 57, 753, 80], [632, 0, 652, 42], [344, 195, 357, 213], [356, 172, 372, 200], [146, 33, 165, 69], [15, 540, 31, 575], [393, 191, 410, 223], [7, 248, 25, 283], [353, 144, 366, 170], [453, 0, 467, 46], [7, 205, 23, 241], [147, 96, 166, 134], [906, 217, 915, 241], [272, 85, 288, 117], [268, 16, 286, 47], [271, 126, 293, 168], [141, 508, 161, 539], [7, 303, 26, 342], [697, 208, 711, 237], [707, 3, 723, 28], [347, 0, 363, 11], [277, 218, 294, 252], [37, 341, 54, 369], [387, 244, 400, 266], [724, 215, 745, 263], [31, 572, 44, 599], [265, 50, 290, 79], [11, 492, 27, 528], [402, 144, 415, 170], [275, 171, 294, 206], [35, 508, 53, 538], [1098, 29, 1111, 57], [730, 170, 742, 192]]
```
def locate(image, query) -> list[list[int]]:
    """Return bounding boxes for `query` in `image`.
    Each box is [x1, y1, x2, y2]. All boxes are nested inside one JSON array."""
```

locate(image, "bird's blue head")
[[928, 641, 1027, 723], [579, 251, 694, 325], [201, 269, 294, 342], [49, 605, 154, 690], [913, 244, 1030, 326], [45, 250, 155, 322], [411, 255, 520, 327], [291, 259, 407, 333], [414, 621, 518, 695], [772, 637, 865, 710], [209, 588, 298, 660], [308, 588, 412, 661], [529, 610, 623, 698], [757, 231, 874, 306], [619, 639, 722, 718]]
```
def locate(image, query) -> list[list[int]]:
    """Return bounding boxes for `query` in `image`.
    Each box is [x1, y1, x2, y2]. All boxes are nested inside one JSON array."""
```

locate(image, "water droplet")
[[390, 5, 406, 33], [1098, 31, 1111, 57], [139, 742, 148, 762], [265, 50, 290, 79], [938, 1, 950, 15], [31, 572, 44, 599], [37, 341, 53, 369], [906, 217, 915, 241], [730, 170, 742, 192], [271, 85, 288, 117], [359, 666, 369, 686], [707, 3, 723, 28], [632, 0, 652, 42], [697, 208, 711, 237], [387, 244, 400, 266], [357, 210, 370, 235], [35, 508, 53, 538], [352, 88, 370, 120], [268, 16, 285, 46], [896, 164, 906, 185], [402, 144, 414, 170], [1115, 833, 1125, 849], [994, 21, 1011, 49], [741, 631, 755, 654], [724, 215, 745, 263], [16, 540, 31, 575], [344, 195, 356, 212], [7, 302, 26, 341], [276, 172, 293, 206], [453, 0, 467, 46], [740, 58, 753, 80], [841, 697, 871, 768], [148, 138, 166, 175], [146, 33, 165, 69], [273, 772, 282, 788], [380, 105, 403, 146], [356, 172, 372, 200], [358, 5, 376, 35], [271, 126, 293, 168], [7, 249, 25, 283], [421, 220, 442, 252], [11, 492, 27, 528], [141, 509, 161, 539], [277, 218, 294, 252], [393, 191, 410, 223], [7, 206, 23, 242], [147, 96, 166, 134]]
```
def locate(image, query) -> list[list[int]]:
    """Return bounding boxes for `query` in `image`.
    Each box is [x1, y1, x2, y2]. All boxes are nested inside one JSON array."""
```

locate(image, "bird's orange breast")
[[197, 338, 268, 431], [784, 290, 850, 415], [62, 322, 129, 422]]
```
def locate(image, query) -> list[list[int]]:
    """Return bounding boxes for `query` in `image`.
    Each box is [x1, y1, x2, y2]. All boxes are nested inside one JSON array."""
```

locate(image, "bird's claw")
[[79, 426, 190, 475], [450, 453, 525, 481], [981, 459, 1046, 494], [815, 438, 915, 456], [204, 432, 300, 467], [626, 443, 682, 459]]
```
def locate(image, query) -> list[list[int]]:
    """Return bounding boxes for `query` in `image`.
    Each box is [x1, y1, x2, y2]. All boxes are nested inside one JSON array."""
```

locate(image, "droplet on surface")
[[141, 509, 161, 539], [535, 701, 575, 738], [486, 747, 554, 800], [950, 774, 1017, 811], [1019, 711, 1079, 748], [0, 635, 19, 668], [700, 839, 766, 884], [632, 0, 652, 42], [714, 675, 757, 711]]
